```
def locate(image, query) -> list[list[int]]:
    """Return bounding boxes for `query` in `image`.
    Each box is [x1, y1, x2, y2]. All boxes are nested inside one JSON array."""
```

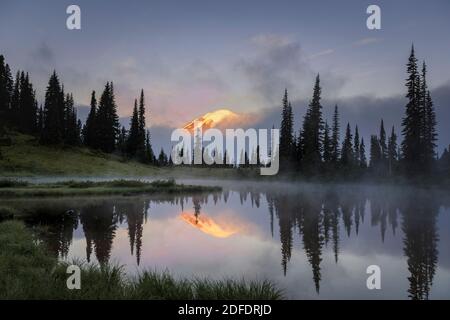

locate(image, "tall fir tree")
[[301, 75, 324, 172], [127, 99, 140, 156], [379, 119, 387, 162], [18, 72, 37, 134], [359, 138, 367, 168], [41, 72, 65, 145], [401, 45, 422, 173], [388, 126, 398, 175], [340, 123, 353, 167], [279, 89, 294, 164], [370, 135, 382, 171], [420, 62, 437, 172], [64, 93, 80, 146], [331, 105, 340, 165], [137, 89, 146, 160], [354, 125, 360, 166], [117, 126, 128, 155], [95, 82, 119, 153], [323, 121, 332, 165], [0, 55, 13, 128], [144, 130, 155, 164], [82, 91, 97, 148]]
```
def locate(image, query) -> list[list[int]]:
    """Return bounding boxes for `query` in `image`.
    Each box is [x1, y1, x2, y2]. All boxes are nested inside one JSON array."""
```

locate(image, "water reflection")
[[8, 184, 450, 299]]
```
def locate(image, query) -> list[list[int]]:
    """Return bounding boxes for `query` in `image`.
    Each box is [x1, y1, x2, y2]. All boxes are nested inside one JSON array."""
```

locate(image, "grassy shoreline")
[[0, 220, 282, 299], [0, 179, 221, 198]]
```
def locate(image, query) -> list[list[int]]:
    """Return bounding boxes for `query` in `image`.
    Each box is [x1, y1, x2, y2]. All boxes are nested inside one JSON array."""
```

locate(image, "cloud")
[[237, 34, 313, 105], [32, 42, 54, 63], [353, 37, 383, 46], [250, 34, 293, 48], [237, 34, 348, 106], [309, 49, 335, 59]]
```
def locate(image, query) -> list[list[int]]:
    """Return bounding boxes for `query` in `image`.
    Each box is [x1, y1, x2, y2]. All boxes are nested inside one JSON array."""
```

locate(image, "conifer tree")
[[388, 126, 398, 175], [401, 45, 422, 173], [379, 119, 387, 162], [340, 123, 353, 167], [95, 82, 119, 153], [331, 105, 340, 165], [64, 93, 80, 145], [137, 89, 146, 160], [157, 148, 168, 166], [323, 121, 332, 165], [420, 62, 437, 172], [370, 135, 382, 171], [0, 55, 13, 127], [301, 75, 324, 171], [280, 89, 294, 164], [127, 99, 140, 156], [144, 130, 155, 164], [354, 125, 360, 166], [117, 126, 127, 155], [359, 138, 367, 168], [82, 91, 97, 148], [41, 72, 65, 145]]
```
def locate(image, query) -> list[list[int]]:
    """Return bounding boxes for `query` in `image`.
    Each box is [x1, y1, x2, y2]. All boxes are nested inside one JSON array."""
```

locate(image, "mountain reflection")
[[18, 185, 449, 300]]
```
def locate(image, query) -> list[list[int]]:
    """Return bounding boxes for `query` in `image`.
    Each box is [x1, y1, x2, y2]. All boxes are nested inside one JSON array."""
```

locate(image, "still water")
[[4, 181, 450, 299]]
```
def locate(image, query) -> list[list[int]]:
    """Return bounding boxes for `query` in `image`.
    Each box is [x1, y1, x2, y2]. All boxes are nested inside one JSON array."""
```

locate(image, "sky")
[[1, 0, 449, 152]]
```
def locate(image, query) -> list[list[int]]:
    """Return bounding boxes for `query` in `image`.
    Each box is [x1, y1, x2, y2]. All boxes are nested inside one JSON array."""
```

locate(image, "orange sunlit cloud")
[[180, 212, 240, 238]]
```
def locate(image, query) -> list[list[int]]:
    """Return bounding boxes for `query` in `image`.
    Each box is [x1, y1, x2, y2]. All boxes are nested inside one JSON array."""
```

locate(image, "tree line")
[[0, 54, 173, 166], [1, 47, 450, 177], [278, 46, 449, 179]]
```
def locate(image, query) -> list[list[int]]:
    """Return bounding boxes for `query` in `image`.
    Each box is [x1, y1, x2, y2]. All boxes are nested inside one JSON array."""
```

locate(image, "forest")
[[0, 46, 449, 181]]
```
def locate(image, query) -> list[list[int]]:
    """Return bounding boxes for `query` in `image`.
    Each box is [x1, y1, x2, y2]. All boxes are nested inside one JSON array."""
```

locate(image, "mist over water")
[[5, 180, 450, 299]]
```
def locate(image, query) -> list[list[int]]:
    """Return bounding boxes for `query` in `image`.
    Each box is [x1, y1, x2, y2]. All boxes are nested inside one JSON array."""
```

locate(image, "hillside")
[[0, 132, 162, 177], [0, 132, 248, 179]]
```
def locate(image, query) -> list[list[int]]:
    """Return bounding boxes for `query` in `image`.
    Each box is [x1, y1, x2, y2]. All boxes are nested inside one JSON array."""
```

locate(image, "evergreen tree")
[[379, 119, 387, 163], [36, 105, 44, 134], [144, 130, 155, 164], [117, 126, 127, 155], [301, 75, 324, 171], [0, 55, 13, 127], [137, 89, 146, 160], [82, 91, 97, 148], [359, 138, 367, 168], [18, 72, 37, 134], [340, 123, 353, 167], [279, 89, 294, 164], [95, 82, 119, 153], [127, 99, 140, 156], [331, 105, 340, 165], [323, 121, 332, 165], [370, 135, 382, 171], [157, 148, 168, 166], [41, 72, 65, 145], [64, 93, 80, 145], [420, 62, 437, 172], [10, 71, 20, 127], [388, 126, 398, 175], [354, 125, 360, 166], [401, 45, 422, 173]]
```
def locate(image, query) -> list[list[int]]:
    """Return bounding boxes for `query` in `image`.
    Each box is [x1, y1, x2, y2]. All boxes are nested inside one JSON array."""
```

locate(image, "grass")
[[0, 220, 283, 300], [0, 132, 247, 179], [0, 132, 162, 177], [0, 179, 221, 198]]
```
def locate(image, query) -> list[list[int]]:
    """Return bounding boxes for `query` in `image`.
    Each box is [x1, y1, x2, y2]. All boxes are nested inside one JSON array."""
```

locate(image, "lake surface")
[[4, 180, 450, 299]]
